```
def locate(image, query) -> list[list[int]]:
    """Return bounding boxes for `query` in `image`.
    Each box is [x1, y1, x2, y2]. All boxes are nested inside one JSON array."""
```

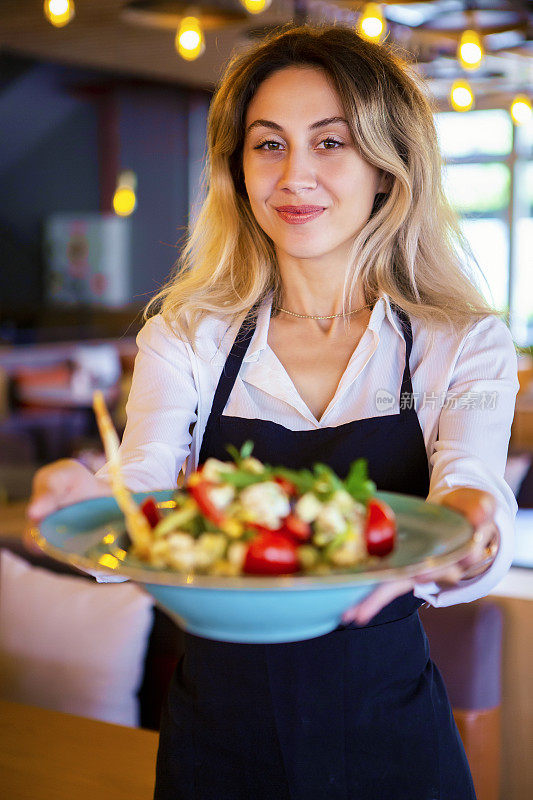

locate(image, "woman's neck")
[[275, 264, 368, 313]]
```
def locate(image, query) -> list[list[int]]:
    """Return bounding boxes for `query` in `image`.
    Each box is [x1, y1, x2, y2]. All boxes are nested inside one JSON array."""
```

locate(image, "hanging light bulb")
[[113, 171, 137, 217], [241, 0, 272, 13], [175, 16, 205, 61], [450, 79, 475, 112], [43, 0, 75, 28], [458, 29, 484, 70], [358, 3, 386, 42], [510, 95, 532, 126]]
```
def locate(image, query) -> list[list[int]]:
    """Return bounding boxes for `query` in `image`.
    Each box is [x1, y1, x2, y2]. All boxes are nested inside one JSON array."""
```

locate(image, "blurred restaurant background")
[[0, 2, 532, 800]]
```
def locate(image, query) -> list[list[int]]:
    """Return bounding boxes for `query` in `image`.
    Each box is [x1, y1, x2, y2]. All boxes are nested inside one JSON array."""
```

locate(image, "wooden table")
[[0, 501, 32, 537], [0, 700, 159, 800]]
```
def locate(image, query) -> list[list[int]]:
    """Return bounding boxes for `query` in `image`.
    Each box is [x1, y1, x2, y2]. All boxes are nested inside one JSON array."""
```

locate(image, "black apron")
[[154, 303, 476, 800]]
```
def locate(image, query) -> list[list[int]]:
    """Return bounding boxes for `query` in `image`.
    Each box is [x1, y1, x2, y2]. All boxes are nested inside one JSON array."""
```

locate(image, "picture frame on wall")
[[43, 213, 131, 308]]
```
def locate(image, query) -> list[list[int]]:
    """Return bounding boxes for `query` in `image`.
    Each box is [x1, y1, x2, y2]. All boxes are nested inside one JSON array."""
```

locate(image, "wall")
[[0, 54, 210, 337], [0, 61, 100, 312], [118, 84, 196, 302]]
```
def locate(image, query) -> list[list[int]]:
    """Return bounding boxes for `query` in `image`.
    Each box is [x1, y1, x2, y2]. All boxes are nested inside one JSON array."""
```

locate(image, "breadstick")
[[92, 390, 152, 559]]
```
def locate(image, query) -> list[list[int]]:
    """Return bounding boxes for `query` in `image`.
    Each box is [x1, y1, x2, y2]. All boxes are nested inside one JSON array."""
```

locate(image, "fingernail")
[[480, 494, 496, 514], [446, 566, 463, 583], [342, 609, 362, 624]]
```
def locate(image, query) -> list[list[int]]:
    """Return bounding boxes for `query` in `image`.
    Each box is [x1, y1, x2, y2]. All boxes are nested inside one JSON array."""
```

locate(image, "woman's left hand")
[[341, 488, 500, 626]]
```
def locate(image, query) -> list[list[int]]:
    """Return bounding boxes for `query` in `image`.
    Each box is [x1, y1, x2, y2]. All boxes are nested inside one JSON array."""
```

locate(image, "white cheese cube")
[[294, 492, 322, 522], [239, 481, 291, 529]]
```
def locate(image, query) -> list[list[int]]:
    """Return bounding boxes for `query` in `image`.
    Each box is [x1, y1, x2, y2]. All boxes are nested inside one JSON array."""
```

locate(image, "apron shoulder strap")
[[208, 302, 261, 419], [389, 301, 415, 412]]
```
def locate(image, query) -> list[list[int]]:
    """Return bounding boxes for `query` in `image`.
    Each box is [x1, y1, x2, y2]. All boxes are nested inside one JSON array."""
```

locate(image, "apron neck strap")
[[389, 301, 414, 410]]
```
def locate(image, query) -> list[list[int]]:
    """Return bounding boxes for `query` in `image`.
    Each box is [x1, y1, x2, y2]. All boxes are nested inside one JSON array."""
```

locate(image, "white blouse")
[[96, 291, 520, 608]]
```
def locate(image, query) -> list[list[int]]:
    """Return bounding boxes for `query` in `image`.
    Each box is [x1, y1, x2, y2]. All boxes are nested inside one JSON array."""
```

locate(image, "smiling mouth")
[[275, 208, 325, 225]]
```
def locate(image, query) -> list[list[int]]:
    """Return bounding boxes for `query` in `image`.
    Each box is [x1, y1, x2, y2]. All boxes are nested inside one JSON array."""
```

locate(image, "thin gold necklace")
[[274, 302, 373, 320]]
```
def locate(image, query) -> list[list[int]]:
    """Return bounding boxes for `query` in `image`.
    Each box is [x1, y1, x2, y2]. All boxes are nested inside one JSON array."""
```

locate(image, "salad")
[[132, 441, 397, 576]]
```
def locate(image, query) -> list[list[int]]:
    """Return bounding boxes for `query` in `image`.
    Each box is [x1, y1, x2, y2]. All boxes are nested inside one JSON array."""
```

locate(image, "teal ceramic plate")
[[34, 490, 474, 643]]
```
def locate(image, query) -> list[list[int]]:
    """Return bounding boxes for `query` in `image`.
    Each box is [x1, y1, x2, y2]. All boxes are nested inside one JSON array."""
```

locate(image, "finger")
[[456, 522, 499, 570], [342, 579, 413, 626], [31, 460, 72, 493], [414, 563, 464, 587], [460, 557, 497, 580], [415, 533, 499, 587], [473, 521, 499, 549], [414, 519, 499, 586], [28, 500, 52, 522], [27, 460, 86, 521], [27, 491, 67, 521], [27, 490, 67, 522], [29, 461, 71, 505]]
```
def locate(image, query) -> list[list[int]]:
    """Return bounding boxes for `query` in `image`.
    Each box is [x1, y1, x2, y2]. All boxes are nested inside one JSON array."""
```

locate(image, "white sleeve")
[[414, 314, 519, 607], [95, 315, 198, 492]]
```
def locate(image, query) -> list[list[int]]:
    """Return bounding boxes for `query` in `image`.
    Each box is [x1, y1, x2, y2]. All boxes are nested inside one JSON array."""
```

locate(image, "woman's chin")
[[273, 241, 349, 265]]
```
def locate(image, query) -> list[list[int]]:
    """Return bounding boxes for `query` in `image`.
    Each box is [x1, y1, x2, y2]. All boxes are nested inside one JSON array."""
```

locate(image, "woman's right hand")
[[25, 459, 110, 553], [28, 459, 110, 522], [25, 461, 129, 584]]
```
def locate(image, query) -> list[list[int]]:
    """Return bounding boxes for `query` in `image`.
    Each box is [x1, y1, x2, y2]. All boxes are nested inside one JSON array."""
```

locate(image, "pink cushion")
[[0, 549, 153, 726]]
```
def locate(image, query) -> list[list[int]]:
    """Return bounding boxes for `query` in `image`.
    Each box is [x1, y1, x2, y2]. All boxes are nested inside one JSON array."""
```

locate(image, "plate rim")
[[33, 489, 476, 591]]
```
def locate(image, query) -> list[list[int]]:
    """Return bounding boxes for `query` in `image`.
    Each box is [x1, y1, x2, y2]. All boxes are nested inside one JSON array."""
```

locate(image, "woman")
[[29, 24, 519, 799]]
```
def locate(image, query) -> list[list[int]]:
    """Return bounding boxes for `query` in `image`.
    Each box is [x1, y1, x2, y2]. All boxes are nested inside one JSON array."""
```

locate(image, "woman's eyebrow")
[[246, 116, 349, 135]]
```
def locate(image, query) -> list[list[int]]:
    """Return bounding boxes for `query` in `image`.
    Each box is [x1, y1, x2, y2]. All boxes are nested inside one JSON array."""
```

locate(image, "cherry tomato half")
[[281, 513, 312, 542], [188, 480, 226, 527], [364, 498, 396, 557], [243, 531, 300, 574], [140, 497, 161, 529], [273, 475, 298, 496], [246, 514, 312, 543]]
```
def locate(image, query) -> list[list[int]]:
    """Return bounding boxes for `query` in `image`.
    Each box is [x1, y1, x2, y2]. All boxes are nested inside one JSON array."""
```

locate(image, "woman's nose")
[[276, 150, 317, 193]]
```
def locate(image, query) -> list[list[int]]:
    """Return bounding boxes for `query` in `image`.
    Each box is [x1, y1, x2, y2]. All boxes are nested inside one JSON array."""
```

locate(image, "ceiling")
[[0, 0, 531, 107]]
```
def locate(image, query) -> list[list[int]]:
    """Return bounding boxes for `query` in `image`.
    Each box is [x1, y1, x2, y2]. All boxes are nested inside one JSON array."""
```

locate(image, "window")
[[435, 109, 533, 344]]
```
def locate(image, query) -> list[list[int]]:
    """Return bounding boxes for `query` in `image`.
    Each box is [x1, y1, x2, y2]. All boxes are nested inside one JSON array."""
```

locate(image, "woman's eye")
[[254, 140, 282, 151], [253, 137, 344, 152], [318, 138, 344, 149]]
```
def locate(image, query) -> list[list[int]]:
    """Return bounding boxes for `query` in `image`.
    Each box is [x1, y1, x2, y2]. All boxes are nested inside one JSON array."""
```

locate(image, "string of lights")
[[40, 1, 531, 217]]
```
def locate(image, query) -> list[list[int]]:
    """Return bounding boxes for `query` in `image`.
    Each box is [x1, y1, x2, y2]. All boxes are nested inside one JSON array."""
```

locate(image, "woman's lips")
[[275, 207, 325, 225]]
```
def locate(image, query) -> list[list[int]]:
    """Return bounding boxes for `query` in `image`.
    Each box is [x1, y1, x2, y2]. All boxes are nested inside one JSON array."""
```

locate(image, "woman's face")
[[242, 65, 388, 268]]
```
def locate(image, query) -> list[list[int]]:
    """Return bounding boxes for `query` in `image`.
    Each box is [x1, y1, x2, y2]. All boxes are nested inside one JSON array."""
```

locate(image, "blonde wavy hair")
[[144, 22, 498, 350]]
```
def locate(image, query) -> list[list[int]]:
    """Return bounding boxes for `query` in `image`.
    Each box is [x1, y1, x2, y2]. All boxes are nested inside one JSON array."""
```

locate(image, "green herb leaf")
[[240, 440, 254, 460], [272, 466, 315, 494], [313, 463, 344, 492], [225, 440, 255, 466], [225, 444, 243, 465], [344, 458, 376, 503], [219, 471, 267, 489]]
